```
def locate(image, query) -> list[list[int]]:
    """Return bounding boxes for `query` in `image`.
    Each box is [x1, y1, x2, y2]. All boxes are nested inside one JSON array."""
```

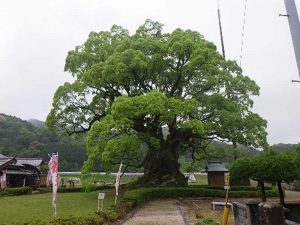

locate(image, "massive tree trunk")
[[137, 142, 187, 187]]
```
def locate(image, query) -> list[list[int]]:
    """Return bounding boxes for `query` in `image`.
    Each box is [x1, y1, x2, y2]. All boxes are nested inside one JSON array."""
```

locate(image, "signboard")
[[224, 186, 230, 190], [97, 193, 105, 212], [98, 192, 105, 200]]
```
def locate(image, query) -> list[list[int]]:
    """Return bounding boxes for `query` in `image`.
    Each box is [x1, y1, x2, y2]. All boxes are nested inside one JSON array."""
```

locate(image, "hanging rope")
[[217, 0, 226, 58], [239, 0, 248, 67]]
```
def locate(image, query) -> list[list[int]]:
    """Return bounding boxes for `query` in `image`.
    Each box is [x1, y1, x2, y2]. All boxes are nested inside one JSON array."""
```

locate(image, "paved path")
[[121, 199, 189, 225]]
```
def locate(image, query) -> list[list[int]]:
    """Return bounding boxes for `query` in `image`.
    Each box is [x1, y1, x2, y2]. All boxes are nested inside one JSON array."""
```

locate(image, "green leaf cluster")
[[47, 19, 268, 176]]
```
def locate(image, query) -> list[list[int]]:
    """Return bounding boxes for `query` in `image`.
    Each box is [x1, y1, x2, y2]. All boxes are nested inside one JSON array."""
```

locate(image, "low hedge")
[[58, 187, 84, 193], [14, 216, 104, 225], [0, 186, 32, 197], [123, 187, 278, 207], [189, 185, 257, 191], [189, 185, 272, 191], [50, 216, 104, 225]]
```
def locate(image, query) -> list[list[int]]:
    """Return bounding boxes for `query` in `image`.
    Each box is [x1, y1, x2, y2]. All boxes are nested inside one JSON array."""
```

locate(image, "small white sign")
[[224, 186, 230, 190], [98, 192, 105, 200]]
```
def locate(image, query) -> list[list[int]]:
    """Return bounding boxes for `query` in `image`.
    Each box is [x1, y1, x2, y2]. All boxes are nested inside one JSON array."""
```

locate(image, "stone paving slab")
[[122, 199, 188, 225]]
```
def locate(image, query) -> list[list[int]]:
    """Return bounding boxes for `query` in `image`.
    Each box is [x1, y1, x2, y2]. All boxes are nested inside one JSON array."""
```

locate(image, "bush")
[[50, 216, 104, 225], [96, 209, 118, 222], [123, 187, 274, 207], [15, 216, 104, 225], [190, 185, 258, 191], [58, 185, 114, 193], [0, 186, 32, 197], [58, 187, 83, 193], [195, 218, 220, 225], [36, 187, 51, 194]]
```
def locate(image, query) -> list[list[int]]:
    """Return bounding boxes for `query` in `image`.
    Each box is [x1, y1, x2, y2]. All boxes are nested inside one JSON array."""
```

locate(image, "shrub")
[[96, 209, 118, 222], [57, 185, 114, 193], [189, 185, 258, 191], [36, 187, 51, 194], [58, 187, 83, 193], [195, 218, 220, 225], [123, 187, 275, 207], [0, 186, 32, 197], [50, 216, 104, 225]]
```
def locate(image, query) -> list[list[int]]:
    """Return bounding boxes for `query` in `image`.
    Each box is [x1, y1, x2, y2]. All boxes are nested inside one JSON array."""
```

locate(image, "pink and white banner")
[[0, 170, 7, 189], [48, 153, 58, 216], [114, 161, 123, 204]]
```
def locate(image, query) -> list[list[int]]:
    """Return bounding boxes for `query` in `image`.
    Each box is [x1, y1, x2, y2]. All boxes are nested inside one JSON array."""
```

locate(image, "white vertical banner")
[[114, 161, 123, 205], [49, 153, 58, 216]]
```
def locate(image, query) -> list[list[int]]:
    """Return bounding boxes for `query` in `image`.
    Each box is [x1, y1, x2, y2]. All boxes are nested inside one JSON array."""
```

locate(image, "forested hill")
[[0, 113, 87, 171], [0, 113, 297, 172]]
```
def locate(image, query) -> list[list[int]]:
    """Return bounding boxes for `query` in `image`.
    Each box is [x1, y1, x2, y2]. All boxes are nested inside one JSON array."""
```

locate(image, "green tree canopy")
[[230, 152, 298, 204], [47, 19, 267, 186]]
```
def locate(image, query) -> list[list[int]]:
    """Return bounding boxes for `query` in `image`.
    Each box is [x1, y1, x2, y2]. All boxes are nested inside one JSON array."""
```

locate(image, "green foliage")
[[0, 113, 86, 171], [235, 152, 299, 185], [50, 216, 104, 225], [47, 19, 268, 184], [123, 187, 274, 207], [230, 157, 253, 184], [189, 185, 259, 191], [291, 144, 300, 176], [0, 186, 32, 197], [96, 209, 118, 222], [40, 164, 49, 174], [230, 152, 298, 203], [195, 218, 220, 225]]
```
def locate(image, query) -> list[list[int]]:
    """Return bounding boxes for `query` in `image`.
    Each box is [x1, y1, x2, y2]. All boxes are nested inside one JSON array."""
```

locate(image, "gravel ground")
[[122, 199, 188, 225]]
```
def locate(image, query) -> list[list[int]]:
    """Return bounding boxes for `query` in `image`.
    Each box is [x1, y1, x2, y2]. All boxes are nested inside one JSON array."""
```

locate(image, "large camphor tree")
[[47, 20, 267, 186]]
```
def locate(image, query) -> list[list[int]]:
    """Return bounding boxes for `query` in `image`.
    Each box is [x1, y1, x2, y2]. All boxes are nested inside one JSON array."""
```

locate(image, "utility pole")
[[283, 0, 300, 79]]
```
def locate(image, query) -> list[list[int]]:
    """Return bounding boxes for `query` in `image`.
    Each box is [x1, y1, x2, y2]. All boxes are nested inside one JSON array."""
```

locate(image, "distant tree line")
[[0, 113, 87, 171], [0, 113, 298, 174]]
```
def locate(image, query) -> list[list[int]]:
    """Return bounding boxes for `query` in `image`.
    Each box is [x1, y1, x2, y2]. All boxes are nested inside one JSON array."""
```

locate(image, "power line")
[[239, 0, 248, 67]]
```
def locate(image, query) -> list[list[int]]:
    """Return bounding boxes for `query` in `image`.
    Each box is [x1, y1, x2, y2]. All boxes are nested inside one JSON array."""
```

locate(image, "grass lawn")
[[0, 189, 118, 224], [61, 174, 139, 187], [188, 174, 208, 186]]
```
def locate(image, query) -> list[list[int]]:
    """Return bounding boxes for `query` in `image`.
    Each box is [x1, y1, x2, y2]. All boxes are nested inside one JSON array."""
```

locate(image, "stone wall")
[[233, 202, 247, 225], [232, 201, 300, 225], [233, 200, 260, 225]]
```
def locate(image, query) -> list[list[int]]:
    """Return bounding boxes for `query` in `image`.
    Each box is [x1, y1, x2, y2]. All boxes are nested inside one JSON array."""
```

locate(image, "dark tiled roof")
[[0, 154, 43, 169], [16, 158, 44, 167], [0, 155, 17, 170], [205, 161, 228, 172]]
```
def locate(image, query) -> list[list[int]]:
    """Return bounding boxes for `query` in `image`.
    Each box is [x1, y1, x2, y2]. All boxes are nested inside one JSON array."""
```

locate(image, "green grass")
[[188, 174, 208, 186], [61, 174, 139, 186], [0, 189, 117, 224]]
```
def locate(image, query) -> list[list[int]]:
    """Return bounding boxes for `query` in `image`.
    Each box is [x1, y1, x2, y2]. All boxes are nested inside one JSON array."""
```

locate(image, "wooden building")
[[204, 161, 228, 186], [0, 154, 44, 188]]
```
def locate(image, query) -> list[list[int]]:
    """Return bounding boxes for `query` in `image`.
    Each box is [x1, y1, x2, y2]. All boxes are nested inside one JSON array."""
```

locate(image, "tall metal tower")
[[283, 0, 300, 80]]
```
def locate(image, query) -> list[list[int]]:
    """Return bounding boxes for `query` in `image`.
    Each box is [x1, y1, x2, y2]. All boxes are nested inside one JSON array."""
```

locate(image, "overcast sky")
[[0, 0, 300, 144]]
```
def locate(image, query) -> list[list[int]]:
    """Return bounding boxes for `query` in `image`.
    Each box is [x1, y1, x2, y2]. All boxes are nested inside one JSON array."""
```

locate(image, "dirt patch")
[[285, 191, 300, 202], [179, 198, 235, 225]]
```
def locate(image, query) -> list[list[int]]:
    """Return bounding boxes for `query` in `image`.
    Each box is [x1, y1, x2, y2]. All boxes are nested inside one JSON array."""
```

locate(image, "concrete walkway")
[[121, 199, 189, 225]]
